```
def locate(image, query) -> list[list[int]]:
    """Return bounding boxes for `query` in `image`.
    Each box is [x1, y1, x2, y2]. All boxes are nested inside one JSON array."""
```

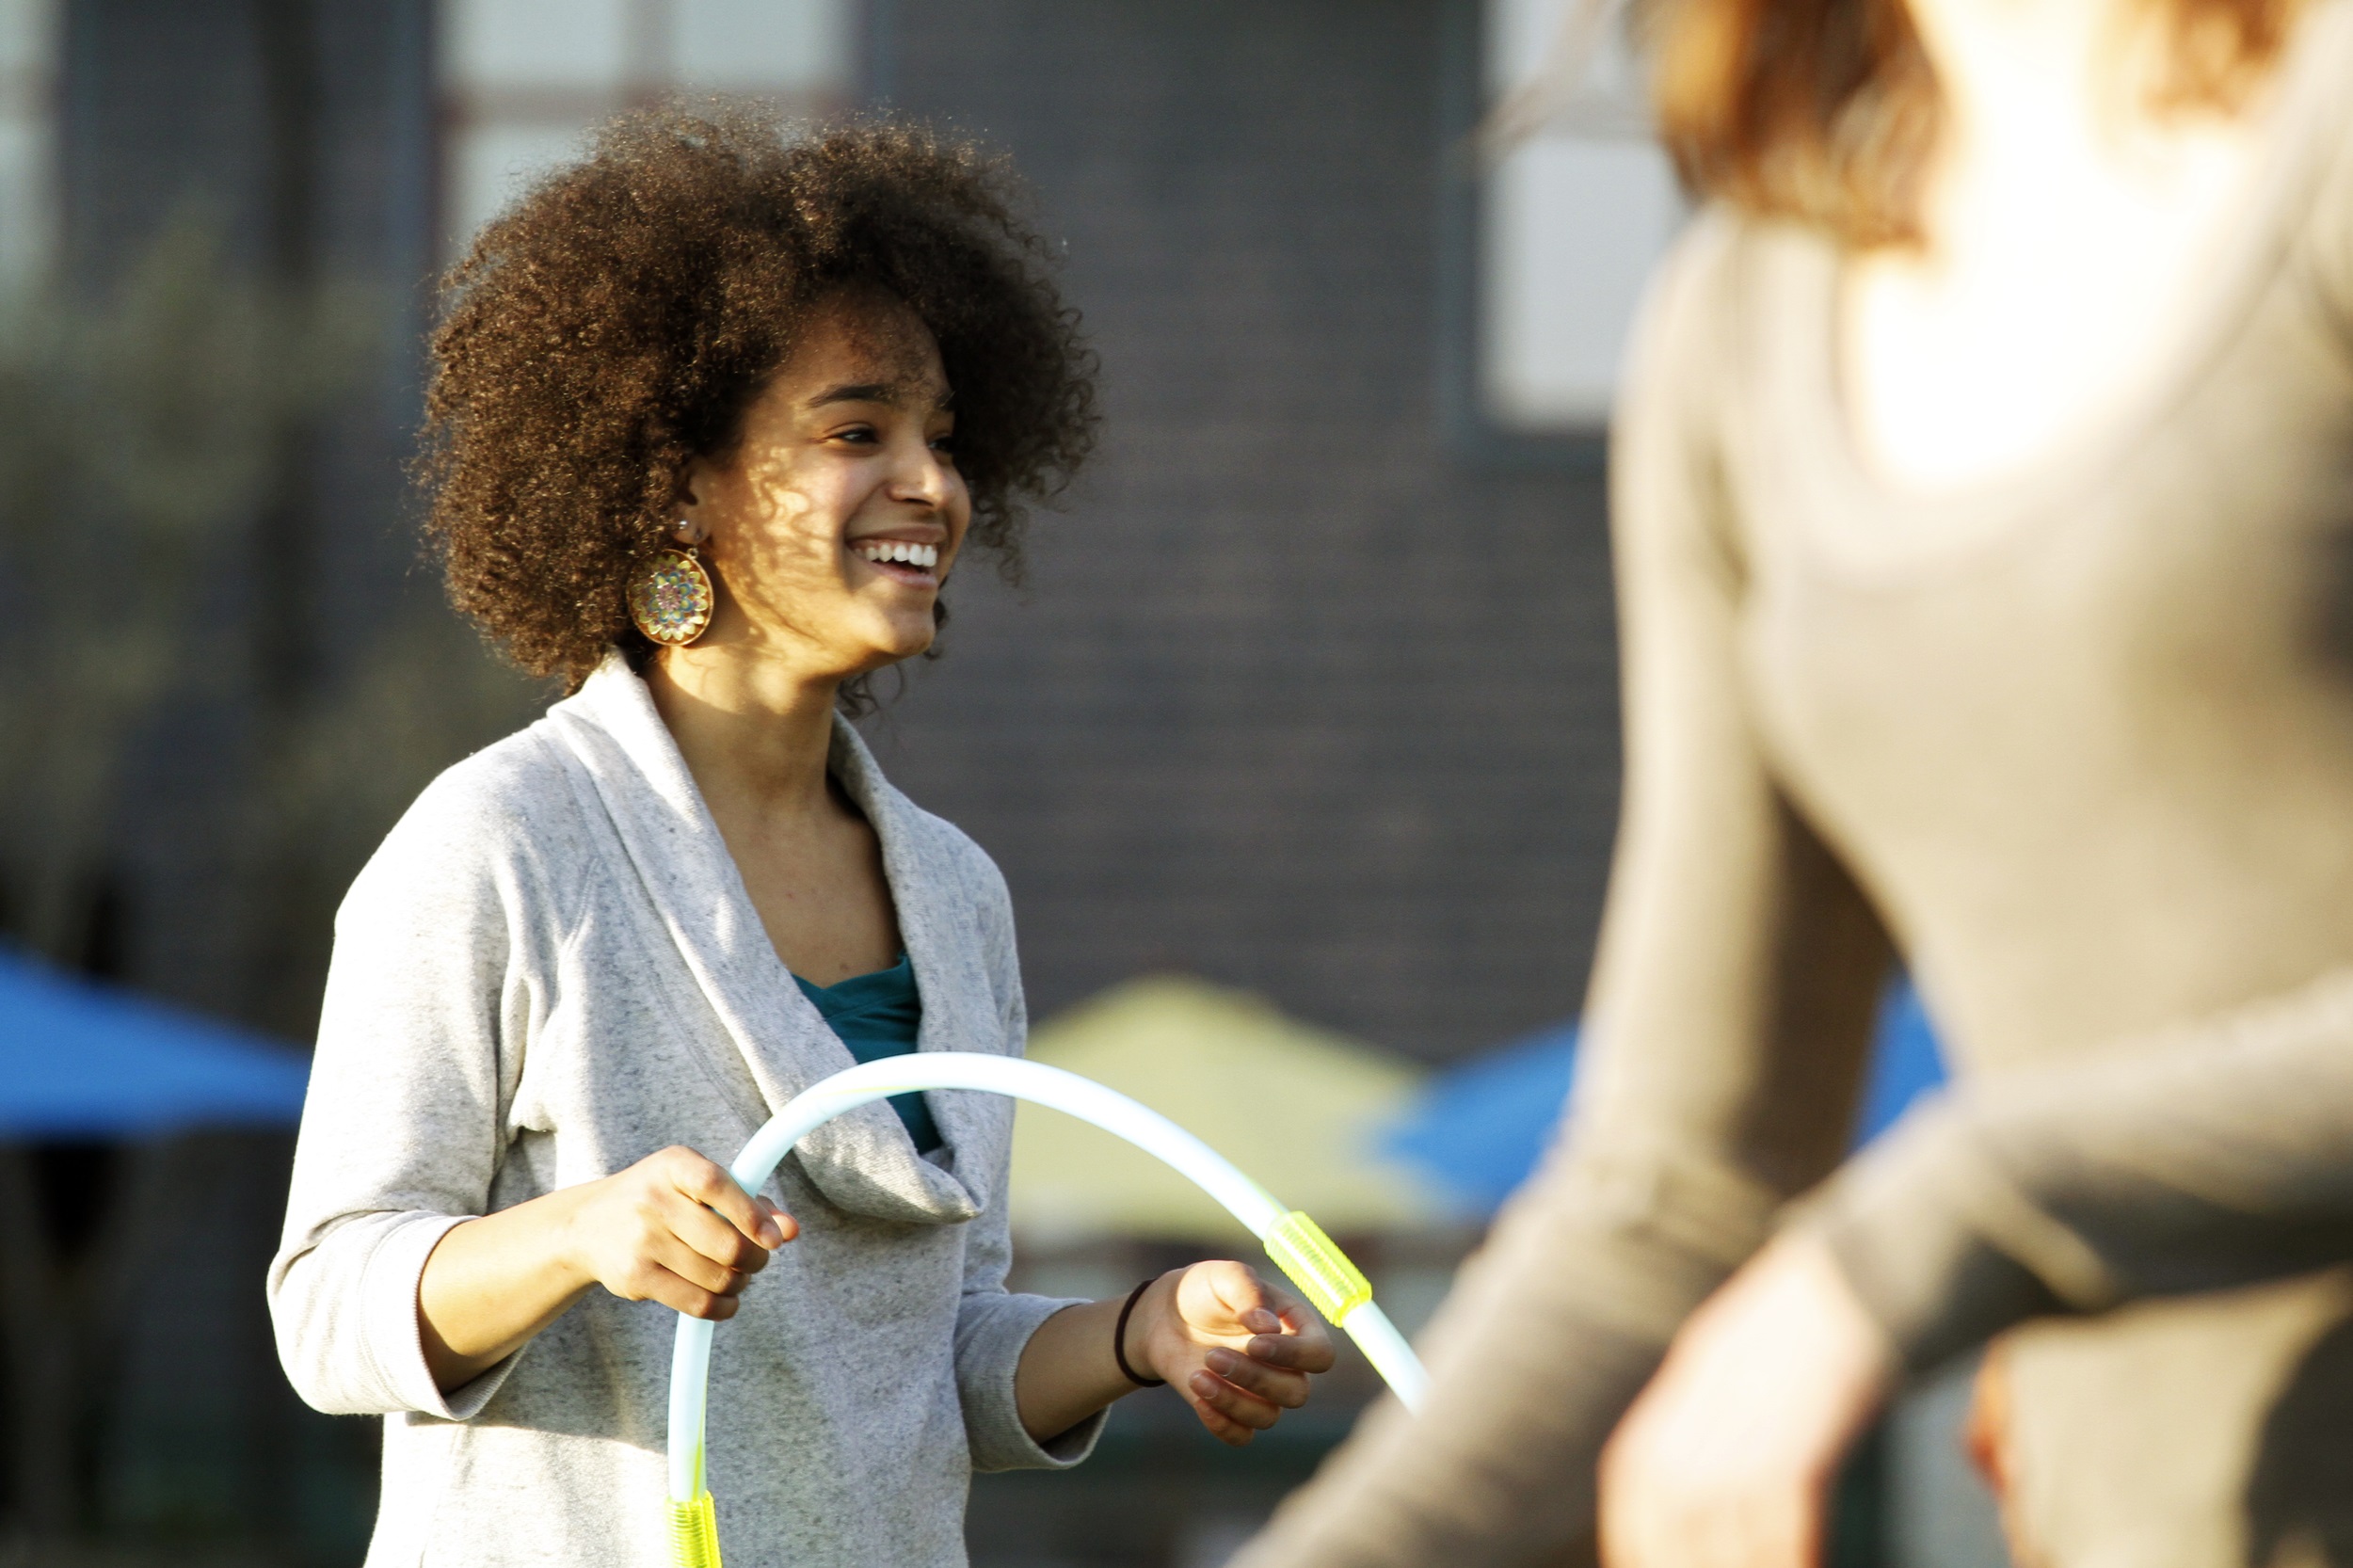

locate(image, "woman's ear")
[[674, 456, 715, 546]]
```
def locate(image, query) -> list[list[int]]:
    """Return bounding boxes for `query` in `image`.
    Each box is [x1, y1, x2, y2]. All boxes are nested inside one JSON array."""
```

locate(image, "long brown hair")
[[1647, 0, 2300, 246]]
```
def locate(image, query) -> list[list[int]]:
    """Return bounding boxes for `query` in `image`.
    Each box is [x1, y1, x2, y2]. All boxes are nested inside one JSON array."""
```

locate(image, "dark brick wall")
[[867, 0, 1625, 1060]]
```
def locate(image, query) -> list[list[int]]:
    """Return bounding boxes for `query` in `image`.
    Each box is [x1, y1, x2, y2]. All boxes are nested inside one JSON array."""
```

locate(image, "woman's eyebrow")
[[807, 381, 901, 408], [807, 380, 955, 412]]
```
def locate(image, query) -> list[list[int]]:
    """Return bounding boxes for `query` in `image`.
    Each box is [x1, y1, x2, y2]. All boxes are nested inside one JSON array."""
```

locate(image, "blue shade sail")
[[0, 947, 310, 1138], [1377, 1021, 1579, 1219], [1379, 979, 1949, 1220], [1854, 979, 1947, 1150]]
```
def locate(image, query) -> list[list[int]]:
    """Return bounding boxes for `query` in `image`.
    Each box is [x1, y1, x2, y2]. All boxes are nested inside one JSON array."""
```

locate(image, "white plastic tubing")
[[667, 1051, 1430, 1506]]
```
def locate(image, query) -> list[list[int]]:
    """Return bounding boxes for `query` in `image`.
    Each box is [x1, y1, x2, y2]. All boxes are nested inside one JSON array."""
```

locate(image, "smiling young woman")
[[266, 111, 1333, 1568]]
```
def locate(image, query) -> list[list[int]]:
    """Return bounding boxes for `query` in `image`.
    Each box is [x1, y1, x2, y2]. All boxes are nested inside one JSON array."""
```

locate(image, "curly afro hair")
[[419, 105, 1098, 690]]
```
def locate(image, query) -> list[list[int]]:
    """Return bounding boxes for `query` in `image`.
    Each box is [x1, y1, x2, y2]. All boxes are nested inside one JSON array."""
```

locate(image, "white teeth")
[[855, 541, 940, 571]]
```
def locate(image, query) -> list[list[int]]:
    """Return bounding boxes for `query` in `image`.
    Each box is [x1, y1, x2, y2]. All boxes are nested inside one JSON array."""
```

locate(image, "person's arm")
[[266, 775, 549, 1418], [417, 1145, 792, 1391], [1810, 967, 2353, 1368], [1232, 215, 1894, 1568], [269, 772, 804, 1410], [943, 846, 1333, 1466], [1013, 1262, 1336, 1446], [1595, 968, 2353, 1568]]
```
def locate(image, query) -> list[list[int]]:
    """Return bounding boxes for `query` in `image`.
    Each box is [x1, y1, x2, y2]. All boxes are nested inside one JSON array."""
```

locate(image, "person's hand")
[[1128, 1261, 1338, 1446], [559, 1145, 796, 1320], [1599, 1232, 1895, 1568], [1963, 1344, 2044, 1568]]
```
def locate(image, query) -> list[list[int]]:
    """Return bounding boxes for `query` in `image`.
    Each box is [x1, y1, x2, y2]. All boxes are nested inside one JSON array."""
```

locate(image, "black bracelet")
[[1113, 1277, 1166, 1387]]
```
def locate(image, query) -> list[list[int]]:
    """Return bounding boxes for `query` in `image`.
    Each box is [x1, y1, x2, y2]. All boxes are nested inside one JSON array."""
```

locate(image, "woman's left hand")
[[1131, 1261, 1338, 1446], [1598, 1232, 1896, 1568]]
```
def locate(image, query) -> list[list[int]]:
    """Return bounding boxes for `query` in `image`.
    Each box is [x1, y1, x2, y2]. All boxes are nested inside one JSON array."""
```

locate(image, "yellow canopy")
[[1008, 975, 1447, 1244]]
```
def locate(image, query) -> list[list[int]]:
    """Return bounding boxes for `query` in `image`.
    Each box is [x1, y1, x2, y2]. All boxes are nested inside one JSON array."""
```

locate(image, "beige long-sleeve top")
[[268, 658, 1098, 1568], [1239, 8, 2353, 1566]]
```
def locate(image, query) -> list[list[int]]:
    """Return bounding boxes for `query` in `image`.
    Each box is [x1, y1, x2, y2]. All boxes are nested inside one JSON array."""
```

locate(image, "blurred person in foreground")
[[1235, 0, 2353, 1561], [266, 110, 1331, 1568]]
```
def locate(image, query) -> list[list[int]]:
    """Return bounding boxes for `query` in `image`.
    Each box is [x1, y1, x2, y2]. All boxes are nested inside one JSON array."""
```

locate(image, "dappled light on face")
[[685, 295, 965, 680], [718, 435, 838, 637]]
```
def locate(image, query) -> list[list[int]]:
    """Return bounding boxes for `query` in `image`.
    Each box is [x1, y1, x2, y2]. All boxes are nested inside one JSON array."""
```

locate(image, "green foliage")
[[0, 213, 539, 1021], [0, 214, 371, 966]]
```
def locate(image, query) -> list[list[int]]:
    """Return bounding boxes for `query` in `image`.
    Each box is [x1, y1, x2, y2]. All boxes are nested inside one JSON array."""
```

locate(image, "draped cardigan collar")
[[542, 655, 998, 1227]]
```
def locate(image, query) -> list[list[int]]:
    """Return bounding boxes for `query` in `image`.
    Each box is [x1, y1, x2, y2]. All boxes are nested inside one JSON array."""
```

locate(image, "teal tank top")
[[792, 953, 941, 1153]]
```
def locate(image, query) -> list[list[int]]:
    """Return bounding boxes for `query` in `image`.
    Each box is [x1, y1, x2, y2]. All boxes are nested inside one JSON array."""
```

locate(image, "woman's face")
[[677, 288, 968, 681]]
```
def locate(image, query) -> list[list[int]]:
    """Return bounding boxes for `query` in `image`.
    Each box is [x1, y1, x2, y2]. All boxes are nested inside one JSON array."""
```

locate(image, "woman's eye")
[[832, 424, 879, 445], [929, 433, 957, 456]]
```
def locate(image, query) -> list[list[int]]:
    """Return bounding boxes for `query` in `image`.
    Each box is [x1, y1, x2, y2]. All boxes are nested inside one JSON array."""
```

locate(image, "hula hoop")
[[663, 1052, 1429, 1567]]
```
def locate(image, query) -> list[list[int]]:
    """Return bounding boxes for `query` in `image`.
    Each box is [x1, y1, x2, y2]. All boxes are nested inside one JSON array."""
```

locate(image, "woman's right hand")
[[559, 1144, 796, 1320], [419, 1145, 795, 1392], [1598, 1233, 1893, 1568]]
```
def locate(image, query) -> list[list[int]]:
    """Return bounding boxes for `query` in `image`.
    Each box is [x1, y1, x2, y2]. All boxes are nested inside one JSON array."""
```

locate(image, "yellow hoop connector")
[[666, 1489, 722, 1568], [1262, 1210, 1372, 1325]]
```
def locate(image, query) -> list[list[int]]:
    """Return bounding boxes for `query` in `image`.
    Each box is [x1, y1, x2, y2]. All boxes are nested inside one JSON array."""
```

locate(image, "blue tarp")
[[1856, 980, 1946, 1150], [0, 947, 310, 1138], [1381, 979, 1950, 1219], [1379, 1022, 1579, 1218]]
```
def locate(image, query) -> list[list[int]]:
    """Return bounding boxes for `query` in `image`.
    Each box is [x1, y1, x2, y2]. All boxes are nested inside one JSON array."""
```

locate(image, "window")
[[0, 0, 55, 286], [1448, 0, 1685, 453], [439, 0, 856, 256]]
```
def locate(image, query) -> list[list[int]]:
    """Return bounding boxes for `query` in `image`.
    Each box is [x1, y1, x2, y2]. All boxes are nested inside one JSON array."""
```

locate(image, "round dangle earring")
[[628, 539, 715, 648]]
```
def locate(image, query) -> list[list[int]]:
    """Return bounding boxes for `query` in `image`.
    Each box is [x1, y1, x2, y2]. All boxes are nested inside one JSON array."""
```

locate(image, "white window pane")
[[437, 0, 856, 264], [1482, 138, 1681, 429], [0, 0, 51, 283], [1479, 0, 1683, 432], [0, 0, 51, 79], [0, 117, 49, 283], [1488, 0, 1566, 89], [1488, 0, 1648, 105], [445, 0, 632, 92], [447, 121, 596, 248], [672, 0, 850, 94]]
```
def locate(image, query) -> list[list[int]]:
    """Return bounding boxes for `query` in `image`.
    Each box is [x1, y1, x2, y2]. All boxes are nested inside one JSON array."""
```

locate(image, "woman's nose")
[[890, 436, 955, 508]]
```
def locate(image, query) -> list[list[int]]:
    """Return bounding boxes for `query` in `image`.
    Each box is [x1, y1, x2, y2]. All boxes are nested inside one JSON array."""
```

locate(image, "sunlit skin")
[[1599, 1234, 1895, 1568], [1598, 0, 2301, 1561], [412, 287, 1335, 1446], [1843, 0, 2274, 494]]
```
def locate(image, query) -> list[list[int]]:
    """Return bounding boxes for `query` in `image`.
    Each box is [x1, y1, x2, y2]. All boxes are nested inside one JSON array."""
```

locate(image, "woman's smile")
[[849, 534, 945, 587]]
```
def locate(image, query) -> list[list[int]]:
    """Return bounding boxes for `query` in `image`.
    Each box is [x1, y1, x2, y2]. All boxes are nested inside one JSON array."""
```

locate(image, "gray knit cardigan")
[[268, 656, 1099, 1568]]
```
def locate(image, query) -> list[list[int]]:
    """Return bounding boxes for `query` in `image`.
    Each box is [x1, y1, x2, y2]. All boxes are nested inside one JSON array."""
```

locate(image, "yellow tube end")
[[666, 1489, 722, 1568], [1263, 1210, 1371, 1324]]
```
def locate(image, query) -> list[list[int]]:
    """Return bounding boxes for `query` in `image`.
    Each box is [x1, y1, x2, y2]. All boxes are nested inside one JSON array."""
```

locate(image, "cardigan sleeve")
[[1233, 216, 1895, 1568], [266, 756, 561, 1420], [1801, 966, 2353, 1372], [946, 840, 1108, 1472]]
